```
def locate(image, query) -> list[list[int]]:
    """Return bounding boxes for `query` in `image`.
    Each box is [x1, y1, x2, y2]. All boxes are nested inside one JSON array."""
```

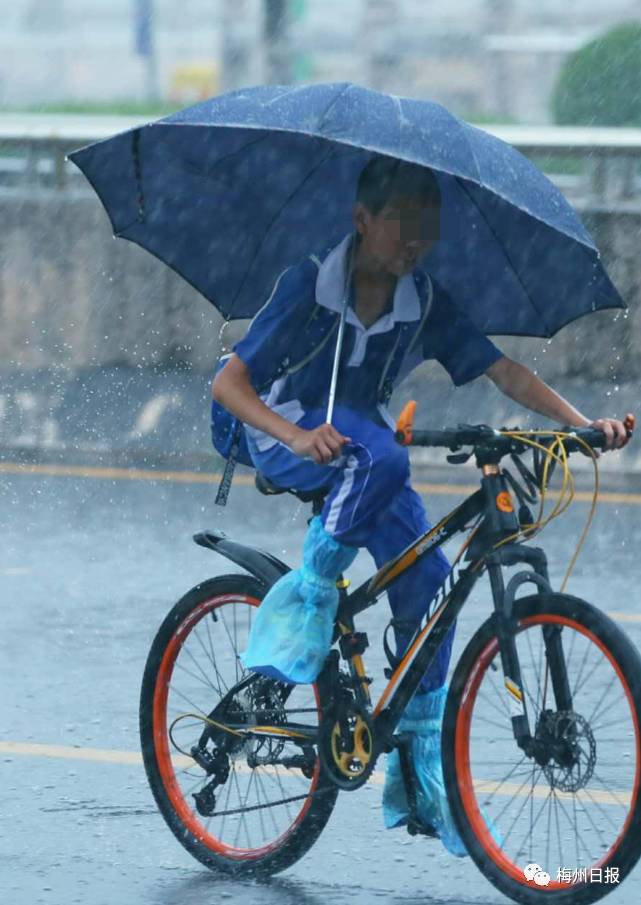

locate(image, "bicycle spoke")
[[580, 787, 621, 845], [512, 783, 552, 862], [484, 669, 514, 722], [193, 622, 230, 695], [552, 789, 563, 872], [219, 607, 242, 685], [586, 672, 619, 727], [571, 639, 593, 700], [590, 768, 631, 812], [255, 768, 281, 836], [502, 768, 545, 854], [173, 658, 220, 697], [167, 684, 211, 719], [485, 761, 533, 827], [253, 766, 268, 842]]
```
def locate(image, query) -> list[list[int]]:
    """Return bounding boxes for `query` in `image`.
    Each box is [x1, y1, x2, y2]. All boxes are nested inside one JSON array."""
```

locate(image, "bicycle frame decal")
[[365, 491, 484, 598]]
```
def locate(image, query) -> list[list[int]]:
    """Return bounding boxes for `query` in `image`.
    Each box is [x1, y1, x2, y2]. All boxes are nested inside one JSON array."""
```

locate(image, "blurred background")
[[4, 10, 641, 903], [1, 0, 641, 466]]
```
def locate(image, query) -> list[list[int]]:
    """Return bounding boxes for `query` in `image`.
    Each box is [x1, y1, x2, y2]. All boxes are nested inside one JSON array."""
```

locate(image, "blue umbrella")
[[69, 81, 624, 336]]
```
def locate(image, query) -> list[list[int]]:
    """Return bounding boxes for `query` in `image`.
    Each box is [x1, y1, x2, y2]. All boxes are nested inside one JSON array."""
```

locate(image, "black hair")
[[356, 155, 441, 215]]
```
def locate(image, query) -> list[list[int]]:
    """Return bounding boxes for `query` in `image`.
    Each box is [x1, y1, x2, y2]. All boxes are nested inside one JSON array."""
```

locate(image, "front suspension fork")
[[486, 549, 574, 759]]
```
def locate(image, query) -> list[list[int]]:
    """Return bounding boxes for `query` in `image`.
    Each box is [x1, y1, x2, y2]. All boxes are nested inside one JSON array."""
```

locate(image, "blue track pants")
[[246, 406, 455, 691]]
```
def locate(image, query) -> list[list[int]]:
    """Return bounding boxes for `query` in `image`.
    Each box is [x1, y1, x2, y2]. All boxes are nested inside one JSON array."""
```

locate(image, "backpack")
[[211, 255, 334, 504]]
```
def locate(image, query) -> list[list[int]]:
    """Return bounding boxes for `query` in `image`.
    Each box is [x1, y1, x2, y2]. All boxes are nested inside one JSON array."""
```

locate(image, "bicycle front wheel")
[[140, 574, 338, 877], [443, 593, 641, 905]]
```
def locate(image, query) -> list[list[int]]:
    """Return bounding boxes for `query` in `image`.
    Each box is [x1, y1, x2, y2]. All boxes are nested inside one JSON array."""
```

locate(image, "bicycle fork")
[[487, 547, 574, 764]]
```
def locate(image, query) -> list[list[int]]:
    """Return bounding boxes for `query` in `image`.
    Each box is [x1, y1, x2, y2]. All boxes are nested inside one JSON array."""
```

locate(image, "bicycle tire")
[[443, 593, 641, 905], [140, 573, 338, 876]]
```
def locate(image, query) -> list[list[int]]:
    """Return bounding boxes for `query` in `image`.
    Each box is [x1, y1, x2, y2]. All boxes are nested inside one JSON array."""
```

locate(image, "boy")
[[212, 156, 628, 853]]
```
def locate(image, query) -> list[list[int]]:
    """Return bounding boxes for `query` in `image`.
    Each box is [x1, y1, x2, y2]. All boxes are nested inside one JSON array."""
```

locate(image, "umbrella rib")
[[175, 132, 270, 182], [316, 82, 353, 132], [227, 144, 339, 319], [454, 175, 553, 336]]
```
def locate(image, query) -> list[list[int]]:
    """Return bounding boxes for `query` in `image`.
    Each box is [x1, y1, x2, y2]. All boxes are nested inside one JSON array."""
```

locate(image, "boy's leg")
[[366, 474, 454, 690], [242, 408, 413, 684], [317, 407, 411, 547], [366, 477, 465, 856], [247, 405, 411, 548]]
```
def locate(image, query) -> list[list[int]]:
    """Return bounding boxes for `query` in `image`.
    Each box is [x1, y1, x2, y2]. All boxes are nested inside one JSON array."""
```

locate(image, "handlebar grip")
[[398, 429, 464, 448]]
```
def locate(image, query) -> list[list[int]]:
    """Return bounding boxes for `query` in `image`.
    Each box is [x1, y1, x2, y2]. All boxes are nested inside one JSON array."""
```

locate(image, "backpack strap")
[[215, 418, 242, 506]]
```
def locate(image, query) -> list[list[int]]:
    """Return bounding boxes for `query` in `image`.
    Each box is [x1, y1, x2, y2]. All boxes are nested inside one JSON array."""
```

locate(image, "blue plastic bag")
[[383, 687, 504, 857], [241, 516, 357, 684], [383, 686, 468, 857]]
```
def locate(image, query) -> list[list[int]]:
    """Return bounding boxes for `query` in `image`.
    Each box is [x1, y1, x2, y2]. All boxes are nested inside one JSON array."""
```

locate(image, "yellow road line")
[[2, 461, 641, 506], [0, 741, 631, 807], [0, 740, 143, 765], [472, 779, 630, 808]]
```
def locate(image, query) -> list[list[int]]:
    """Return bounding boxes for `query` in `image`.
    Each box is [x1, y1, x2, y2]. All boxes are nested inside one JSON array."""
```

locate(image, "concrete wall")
[[0, 193, 222, 373], [1, 192, 640, 385]]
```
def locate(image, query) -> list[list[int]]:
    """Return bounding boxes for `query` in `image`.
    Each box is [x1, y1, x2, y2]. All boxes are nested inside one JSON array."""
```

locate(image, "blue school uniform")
[[229, 233, 503, 689]]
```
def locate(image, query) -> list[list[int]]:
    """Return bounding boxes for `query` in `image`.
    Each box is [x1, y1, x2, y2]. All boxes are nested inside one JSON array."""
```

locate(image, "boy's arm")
[[486, 356, 629, 450], [212, 354, 350, 464]]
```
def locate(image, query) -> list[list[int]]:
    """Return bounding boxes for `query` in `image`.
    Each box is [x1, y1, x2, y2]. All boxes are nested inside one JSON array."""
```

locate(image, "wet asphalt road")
[[2, 461, 641, 905]]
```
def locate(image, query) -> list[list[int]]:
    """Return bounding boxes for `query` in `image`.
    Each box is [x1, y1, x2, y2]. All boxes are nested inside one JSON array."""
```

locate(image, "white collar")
[[315, 233, 422, 325]]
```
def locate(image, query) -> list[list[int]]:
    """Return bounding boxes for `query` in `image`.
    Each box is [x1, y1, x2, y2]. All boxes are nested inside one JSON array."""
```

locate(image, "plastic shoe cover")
[[383, 688, 504, 857], [382, 687, 468, 857], [241, 516, 358, 684]]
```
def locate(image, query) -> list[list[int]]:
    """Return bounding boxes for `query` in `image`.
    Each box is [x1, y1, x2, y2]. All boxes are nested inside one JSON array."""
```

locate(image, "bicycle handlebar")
[[394, 404, 635, 458]]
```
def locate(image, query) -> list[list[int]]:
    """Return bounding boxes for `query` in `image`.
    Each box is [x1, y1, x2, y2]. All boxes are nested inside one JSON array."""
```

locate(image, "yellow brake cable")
[[484, 430, 599, 592]]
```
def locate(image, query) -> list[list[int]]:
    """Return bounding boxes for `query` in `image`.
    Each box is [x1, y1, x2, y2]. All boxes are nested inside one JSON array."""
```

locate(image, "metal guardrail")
[[1, 114, 641, 204]]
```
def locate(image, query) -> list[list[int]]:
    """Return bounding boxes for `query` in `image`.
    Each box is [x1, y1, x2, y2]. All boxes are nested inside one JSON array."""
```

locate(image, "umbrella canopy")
[[69, 82, 625, 337]]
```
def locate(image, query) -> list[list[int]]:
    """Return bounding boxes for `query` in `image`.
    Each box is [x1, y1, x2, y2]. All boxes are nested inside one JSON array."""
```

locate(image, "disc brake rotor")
[[537, 710, 596, 793]]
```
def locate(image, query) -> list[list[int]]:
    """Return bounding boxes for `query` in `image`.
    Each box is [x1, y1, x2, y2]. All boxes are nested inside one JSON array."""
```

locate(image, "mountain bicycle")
[[139, 405, 640, 904]]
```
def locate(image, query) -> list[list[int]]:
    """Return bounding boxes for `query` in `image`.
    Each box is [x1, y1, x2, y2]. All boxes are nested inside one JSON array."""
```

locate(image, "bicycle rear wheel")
[[443, 593, 641, 905], [140, 574, 338, 876]]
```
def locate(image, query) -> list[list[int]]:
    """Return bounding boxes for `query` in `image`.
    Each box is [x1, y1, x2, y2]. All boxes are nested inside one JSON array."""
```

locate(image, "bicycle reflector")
[[395, 400, 417, 445]]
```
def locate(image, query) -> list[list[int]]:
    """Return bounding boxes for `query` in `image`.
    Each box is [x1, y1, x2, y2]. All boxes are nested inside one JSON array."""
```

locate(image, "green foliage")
[[552, 22, 641, 126], [2, 100, 181, 117]]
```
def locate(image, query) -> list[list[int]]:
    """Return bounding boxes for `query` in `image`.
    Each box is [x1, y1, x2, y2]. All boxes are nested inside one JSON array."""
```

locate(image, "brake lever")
[[446, 451, 472, 465]]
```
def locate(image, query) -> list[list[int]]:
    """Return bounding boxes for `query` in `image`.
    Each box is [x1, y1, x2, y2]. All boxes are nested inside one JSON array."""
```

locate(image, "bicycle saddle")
[[254, 471, 330, 505]]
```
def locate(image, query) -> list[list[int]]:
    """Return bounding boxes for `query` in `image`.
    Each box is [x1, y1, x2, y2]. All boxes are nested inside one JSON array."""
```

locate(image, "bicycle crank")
[[318, 705, 376, 790]]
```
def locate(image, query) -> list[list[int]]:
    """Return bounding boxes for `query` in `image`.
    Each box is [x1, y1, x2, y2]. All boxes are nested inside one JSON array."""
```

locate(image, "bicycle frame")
[[330, 465, 574, 762], [218, 466, 576, 766]]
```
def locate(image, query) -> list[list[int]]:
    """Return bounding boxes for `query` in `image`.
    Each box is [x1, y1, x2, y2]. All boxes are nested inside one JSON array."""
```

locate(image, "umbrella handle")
[[325, 296, 349, 425], [325, 233, 358, 426]]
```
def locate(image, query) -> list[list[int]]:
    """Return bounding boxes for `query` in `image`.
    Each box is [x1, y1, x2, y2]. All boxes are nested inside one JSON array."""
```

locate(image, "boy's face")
[[354, 193, 440, 278]]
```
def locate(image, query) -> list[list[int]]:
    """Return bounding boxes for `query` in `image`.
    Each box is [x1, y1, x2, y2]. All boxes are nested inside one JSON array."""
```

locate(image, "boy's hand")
[[588, 417, 630, 450], [290, 424, 351, 464]]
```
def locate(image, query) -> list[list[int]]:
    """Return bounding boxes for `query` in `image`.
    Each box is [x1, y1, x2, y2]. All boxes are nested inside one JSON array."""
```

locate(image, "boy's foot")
[[382, 686, 468, 858]]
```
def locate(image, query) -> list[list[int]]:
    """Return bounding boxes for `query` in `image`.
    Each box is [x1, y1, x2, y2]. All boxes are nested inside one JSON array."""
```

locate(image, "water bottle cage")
[[383, 618, 417, 679]]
